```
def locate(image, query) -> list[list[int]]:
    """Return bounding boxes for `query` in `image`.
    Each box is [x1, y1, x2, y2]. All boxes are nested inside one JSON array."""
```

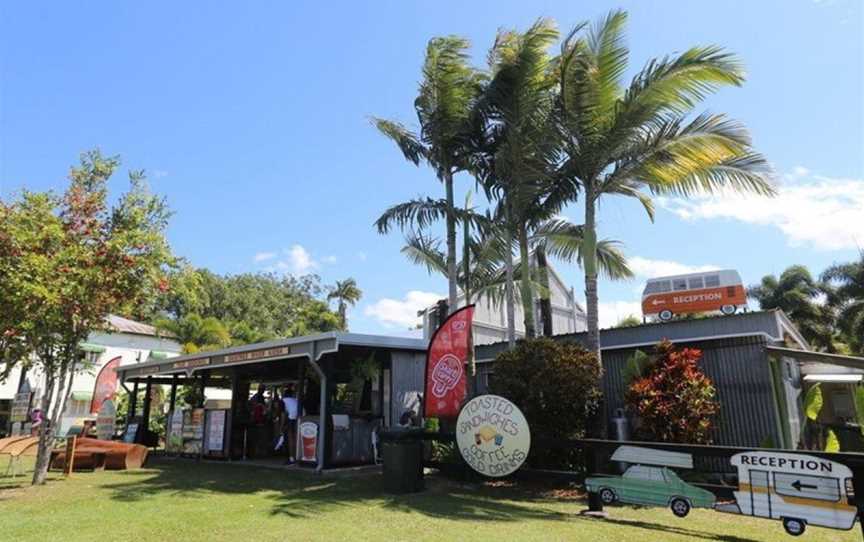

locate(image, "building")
[[421, 256, 586, 345], [0, 315, 182, 436], [474, 309, 864, 452]]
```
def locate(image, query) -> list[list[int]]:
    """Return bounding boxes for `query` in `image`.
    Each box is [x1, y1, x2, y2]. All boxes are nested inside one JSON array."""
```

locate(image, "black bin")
[[381, 429, 424, 493]]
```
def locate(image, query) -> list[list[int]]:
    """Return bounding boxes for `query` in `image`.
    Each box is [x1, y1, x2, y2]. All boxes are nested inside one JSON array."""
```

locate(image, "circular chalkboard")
[[456, 394, 531, 477]]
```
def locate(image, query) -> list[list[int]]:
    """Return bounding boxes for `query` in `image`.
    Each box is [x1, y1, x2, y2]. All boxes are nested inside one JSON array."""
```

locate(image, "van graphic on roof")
[[642, 269, 746, 321]]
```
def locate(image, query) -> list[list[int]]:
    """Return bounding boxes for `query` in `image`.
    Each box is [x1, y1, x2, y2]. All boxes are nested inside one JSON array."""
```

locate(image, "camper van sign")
[[720, 451, 857, 536], [456, 395, 530, 477]]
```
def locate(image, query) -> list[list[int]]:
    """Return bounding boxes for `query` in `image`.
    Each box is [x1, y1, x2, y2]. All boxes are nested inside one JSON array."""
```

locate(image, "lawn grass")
[[1, 456, 859, 541]]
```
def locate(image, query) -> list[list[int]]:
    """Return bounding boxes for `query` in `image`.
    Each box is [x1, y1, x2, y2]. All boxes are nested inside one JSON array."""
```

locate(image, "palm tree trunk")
[[338, 300, 347, 330], [517, 223, 536, 338], [584, 189, 601, 364], [444, 170, 458, 313], [537, 245, 553, 336], [463, 212, 476, 395], [504, 205, 517, 348]]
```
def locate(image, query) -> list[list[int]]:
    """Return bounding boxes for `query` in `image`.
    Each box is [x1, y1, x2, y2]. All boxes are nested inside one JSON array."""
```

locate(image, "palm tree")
[[328, 278, 362, 330], [372, 36, 482, 314], [748, 265, 835, 351], [475, 19, 561, 341], [555, 10, 774, 362], [822, 252, 864, 354]]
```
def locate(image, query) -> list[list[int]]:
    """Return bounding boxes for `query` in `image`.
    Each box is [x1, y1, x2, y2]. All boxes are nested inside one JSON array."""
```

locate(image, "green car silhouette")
[[586, 464, 716, 517]]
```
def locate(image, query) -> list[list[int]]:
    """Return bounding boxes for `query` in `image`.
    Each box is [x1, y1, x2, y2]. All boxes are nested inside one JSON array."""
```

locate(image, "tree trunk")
[[537, 245, 553, 336], [444, 170, 458, 313], [464, 212, 476, 394], [338, 300, 347, 330], [517, 223, 536, 338], [504, 206, 517, 348], [31, 369, 55, 486], [584, 190, 601, 363], [584, 189, 604, 440]]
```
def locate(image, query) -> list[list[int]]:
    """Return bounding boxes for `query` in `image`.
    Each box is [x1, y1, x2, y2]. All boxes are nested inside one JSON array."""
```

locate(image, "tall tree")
[[822, 252, 864, 354], [556, 10, 774, 362], [478, 18, 561, 340], [328, 278, 363, 330], [748, 265, 836, 351], [372, 36, 481, 313], [0, 150, 173, 485]]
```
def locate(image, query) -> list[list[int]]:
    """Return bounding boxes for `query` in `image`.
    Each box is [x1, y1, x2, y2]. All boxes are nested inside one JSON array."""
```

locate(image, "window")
[[704, 275, 720, 288], [773, 472, 841, 502], [688, 277, 704, 289], [673, 278, 688, 291], [645, 281, 671, 294], [624, 465, 651, 480]]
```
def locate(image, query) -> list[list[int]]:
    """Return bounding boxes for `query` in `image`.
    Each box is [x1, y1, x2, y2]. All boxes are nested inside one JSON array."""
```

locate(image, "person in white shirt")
[[281, 385, 299, 464]]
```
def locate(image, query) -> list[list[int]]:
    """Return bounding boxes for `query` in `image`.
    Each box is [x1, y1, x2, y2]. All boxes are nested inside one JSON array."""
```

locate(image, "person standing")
[[281, 385, 298, 464]]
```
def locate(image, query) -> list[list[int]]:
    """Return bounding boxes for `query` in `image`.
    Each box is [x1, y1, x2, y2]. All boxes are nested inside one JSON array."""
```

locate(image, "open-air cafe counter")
[[116, 332, 428, 470]]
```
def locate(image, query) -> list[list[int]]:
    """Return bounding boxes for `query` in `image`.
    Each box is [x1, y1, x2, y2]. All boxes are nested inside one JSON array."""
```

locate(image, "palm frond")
[[370, 118, 427, 166], [401, 234, 447, 277]]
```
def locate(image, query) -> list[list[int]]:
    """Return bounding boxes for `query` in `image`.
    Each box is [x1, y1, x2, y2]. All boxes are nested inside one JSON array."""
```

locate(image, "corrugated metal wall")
[[474, 335, 782, 450], [390, 351, 426, 424]]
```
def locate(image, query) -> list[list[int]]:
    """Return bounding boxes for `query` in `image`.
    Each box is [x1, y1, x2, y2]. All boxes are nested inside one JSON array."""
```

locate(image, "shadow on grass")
[[98, 458, 758, 541]]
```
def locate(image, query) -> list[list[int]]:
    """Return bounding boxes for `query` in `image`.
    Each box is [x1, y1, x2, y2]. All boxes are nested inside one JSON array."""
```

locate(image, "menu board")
[[123, 422, 139, 443], [96, 400, 117, 440], [167, 410, 184, 453], [10, 391, 32, 423], [182, 408, 205, 455], [205, 410, 227, 455]]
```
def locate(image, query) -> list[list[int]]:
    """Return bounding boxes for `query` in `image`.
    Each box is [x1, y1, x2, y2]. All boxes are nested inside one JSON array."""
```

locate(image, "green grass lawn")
[[1, 457, 859, 541]]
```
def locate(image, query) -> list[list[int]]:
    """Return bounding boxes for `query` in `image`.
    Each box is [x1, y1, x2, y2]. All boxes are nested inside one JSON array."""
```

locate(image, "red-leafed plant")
[[625, 340, 719, 444]]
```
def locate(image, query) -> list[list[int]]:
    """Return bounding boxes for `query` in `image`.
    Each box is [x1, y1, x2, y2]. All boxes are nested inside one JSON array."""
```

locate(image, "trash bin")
[[381, 429, 424, 493]]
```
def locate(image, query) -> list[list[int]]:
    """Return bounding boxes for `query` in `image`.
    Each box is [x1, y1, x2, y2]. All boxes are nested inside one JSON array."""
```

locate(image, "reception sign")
[[424, 305, 474, 419], [456, 394, 530, 477], [90, 356, 121, 414]]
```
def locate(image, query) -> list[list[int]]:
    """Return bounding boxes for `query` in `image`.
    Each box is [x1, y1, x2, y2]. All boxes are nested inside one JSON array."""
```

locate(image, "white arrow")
[[652, 299, 666, 306]]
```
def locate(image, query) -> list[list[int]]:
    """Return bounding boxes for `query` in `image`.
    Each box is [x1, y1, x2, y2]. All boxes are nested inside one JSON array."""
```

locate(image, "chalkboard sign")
[[205, 409, 228, 456], [122, 422, 140, 443], [182, 408, 205, 455]]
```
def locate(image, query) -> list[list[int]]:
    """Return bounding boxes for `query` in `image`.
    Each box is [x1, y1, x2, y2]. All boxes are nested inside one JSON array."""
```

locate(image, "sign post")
[[63, 436, 77, 476]]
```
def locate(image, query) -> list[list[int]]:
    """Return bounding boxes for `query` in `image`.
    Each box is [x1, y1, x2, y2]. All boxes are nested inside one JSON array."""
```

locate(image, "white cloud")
[[321, 255, 338, 264], [364, 290, 443, 329], [254, 251, 277, 262], [598, 301, 643, 329], [628, 256, 720, 279], [357, 251, 368, 262], [284, 244, 318, 274], [658, 171, 864, 251]]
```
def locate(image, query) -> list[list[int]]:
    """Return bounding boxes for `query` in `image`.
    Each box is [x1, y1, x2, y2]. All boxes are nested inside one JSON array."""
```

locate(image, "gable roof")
[[106, 314, 173, 338]]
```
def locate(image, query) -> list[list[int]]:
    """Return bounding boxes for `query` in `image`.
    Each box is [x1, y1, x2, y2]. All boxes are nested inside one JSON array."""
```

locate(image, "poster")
[[90, 356, 121, 414], [123, 422, 139, 443], [167, 410, 184, 453], [182, 408, 205, 455], [10, 381, 32, 423], [424, 305, 474, 419], [206, 410, 226, 454], [299, 421, 318, 462], [95, 399, 117, 440]]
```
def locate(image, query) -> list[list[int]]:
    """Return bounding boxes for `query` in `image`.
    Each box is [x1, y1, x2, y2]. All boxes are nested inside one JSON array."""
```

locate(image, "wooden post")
[[141, 376, 153, 434], [585, 445, 604, 513], [168, 375, 178, 414], [199, 371, 208, 408], [63, 436, 77, 476], [128, 380, 139, 423]]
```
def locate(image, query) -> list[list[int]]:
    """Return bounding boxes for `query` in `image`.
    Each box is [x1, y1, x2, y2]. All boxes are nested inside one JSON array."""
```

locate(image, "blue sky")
[[2, 1, 862, 334]]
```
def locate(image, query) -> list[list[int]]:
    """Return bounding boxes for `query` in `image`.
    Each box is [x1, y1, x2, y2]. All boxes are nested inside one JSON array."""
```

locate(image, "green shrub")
[[491, 337, 602, 469]]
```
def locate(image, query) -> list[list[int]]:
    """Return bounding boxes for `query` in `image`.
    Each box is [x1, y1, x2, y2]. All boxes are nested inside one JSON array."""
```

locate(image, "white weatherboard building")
[[421, 257, 586, 345], [0, 315, 181, 436]]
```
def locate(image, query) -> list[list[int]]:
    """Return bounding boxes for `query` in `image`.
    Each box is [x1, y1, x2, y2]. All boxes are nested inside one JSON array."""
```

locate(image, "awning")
[[766, 346, 864, 371], [147, 351, 172, 360], [79, 343, 106, 353], [70, 391, 93, 401], [803, 374, 863, 383]]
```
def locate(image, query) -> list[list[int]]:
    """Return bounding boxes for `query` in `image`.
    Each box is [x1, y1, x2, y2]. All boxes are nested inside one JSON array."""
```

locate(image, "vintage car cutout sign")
[[585, 446, 715, 518], [456, 394, 530, 477]]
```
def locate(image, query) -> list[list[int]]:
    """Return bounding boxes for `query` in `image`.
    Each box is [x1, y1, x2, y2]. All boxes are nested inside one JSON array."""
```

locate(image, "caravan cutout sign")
[[456, 395, 530, 477]]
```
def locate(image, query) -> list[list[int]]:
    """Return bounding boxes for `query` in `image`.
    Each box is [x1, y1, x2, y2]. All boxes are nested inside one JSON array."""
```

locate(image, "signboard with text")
[[424, 305, 474, 419], [456, 394, 530, 477]]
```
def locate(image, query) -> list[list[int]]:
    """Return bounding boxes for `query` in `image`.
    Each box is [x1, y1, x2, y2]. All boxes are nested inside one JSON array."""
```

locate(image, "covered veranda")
[[117, 332, 427, 471]]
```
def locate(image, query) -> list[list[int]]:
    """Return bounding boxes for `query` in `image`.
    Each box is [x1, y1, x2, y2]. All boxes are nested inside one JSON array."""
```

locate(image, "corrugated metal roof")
[[106, 314, 173, 337]]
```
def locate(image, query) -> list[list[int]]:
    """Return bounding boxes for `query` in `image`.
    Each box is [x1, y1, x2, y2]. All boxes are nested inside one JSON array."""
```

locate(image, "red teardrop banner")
[[424, 304, 474, 419]]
